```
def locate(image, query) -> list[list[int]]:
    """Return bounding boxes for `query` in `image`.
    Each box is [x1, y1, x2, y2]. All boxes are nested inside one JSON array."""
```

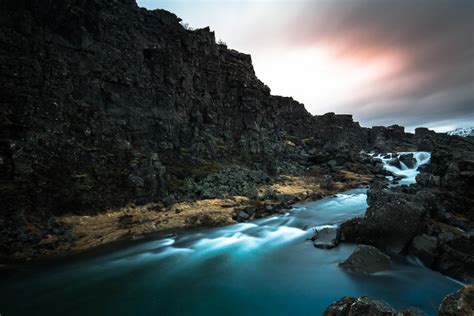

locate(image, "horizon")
[[138, 0, 474, 133]]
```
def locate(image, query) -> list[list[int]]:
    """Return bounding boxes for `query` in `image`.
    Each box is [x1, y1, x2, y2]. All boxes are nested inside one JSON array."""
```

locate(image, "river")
[[0, 152, 462, 315]]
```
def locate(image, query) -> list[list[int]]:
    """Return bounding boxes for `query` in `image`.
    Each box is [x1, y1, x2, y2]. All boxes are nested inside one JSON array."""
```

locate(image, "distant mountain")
[[447, 127, 474, 137]]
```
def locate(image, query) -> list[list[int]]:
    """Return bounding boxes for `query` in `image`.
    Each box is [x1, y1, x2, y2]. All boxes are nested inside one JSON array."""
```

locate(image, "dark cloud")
[[290, 0, 474, 130], [140, 0, 474, 131]]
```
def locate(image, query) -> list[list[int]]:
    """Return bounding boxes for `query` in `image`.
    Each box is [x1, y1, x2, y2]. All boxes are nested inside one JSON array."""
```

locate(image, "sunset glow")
[[253, 45, 404, 114], [138, 0, 474, 131]]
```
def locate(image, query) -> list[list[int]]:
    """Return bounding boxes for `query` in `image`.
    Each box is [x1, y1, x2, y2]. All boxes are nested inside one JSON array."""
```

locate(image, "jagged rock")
[[349, 187, 427, 253], [184, 165, 268, 199], [339, 218, 362, 242], [339, 244, 391, 275], [324, 296, 424, 316], [312, 227, 341, 249], [236, 210, 251, 222], [417, 140, 434, 152], [438, 285, 474, 316], [399, 153, 416, 168], [388, 158, 403, 169], [435, 234, 474, 283], [408, 234, 438, 267]]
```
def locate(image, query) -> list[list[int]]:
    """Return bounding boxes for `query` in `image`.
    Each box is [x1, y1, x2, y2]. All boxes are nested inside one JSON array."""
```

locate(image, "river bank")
[[2, 168, 373, 263], [0, 186, 462, 316]]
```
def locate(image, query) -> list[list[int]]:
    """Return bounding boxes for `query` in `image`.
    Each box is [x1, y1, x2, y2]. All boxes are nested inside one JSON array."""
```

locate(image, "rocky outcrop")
[[438, 285, 474, 316], [0, 0, 376, 255], [339, 244, 391, 275], [340, 135, 474, 282], [324, 296, 425, 316], [0, 0, 471, 265], [342, 187, 427, 254], [408, 234, 438, 267]]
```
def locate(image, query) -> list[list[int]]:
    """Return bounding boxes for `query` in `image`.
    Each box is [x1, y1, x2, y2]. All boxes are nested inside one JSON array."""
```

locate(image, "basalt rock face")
[[0, 0, 370, 230]]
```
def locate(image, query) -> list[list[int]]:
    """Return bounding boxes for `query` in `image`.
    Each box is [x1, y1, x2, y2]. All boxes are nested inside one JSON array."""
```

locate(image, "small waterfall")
[[373, 151, 431, 186]]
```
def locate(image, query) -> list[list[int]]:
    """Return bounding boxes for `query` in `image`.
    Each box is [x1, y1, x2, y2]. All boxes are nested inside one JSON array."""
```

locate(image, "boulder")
[[435, 234, 474, 283], [339, 218, 361, 242], [324, 296, 424, 316], [339, 244, 391, 275], [408, 234, 438, 267], [312, 227, 341, 249], [399, 153, 417, 169], [388, 158, 402, 169], [236, 210, 250, 222], [438, 285, 474, 316], [354, 187, 427, 253]]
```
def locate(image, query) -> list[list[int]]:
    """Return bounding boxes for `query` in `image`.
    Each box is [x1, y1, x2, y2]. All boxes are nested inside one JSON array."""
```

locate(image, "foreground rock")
[[312, 226, 341, 249], [342, 187, 426, 254], [408, 234, 438, 267], [438, 285, 474, 316], [324, 296, 424, 316], [339, 244, 391, 275]]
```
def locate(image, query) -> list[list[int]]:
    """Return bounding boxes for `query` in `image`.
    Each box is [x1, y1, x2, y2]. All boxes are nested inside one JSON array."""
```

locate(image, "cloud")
[[138, 0, 474, 131]]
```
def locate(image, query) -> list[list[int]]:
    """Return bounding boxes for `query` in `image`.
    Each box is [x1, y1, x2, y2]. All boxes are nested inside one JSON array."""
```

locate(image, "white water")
[[0, 151, 459, 316], [373, 151, 431, 186]]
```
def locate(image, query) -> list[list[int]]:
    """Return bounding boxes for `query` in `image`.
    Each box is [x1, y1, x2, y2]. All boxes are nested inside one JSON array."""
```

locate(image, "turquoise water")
[[0, 188, 462, 316]]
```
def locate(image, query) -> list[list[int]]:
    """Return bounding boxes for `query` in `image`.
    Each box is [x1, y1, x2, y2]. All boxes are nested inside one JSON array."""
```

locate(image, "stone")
[[339, 244, 391, 275], [354, 187, 427, 253], [408, 234, 438, 267], [388, 158, 402, 169], [438, 285, 474, 316], [118, 215, 134, 227], [236, 210, 250, 222], [312, 227, 341, 249], [417, 140, 434, 152], [323, 296, 421, 316], [399, 153, 416, 169]]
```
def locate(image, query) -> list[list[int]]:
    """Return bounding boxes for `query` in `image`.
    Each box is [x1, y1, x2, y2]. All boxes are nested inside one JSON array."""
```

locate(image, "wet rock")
[[339, 218, 361, 242], [408, 234, 438, 267], [438, 285, 474, 316], [353, 187, 427, 253], [399, 153, 416, 169], [323, 296, 422, 316], [388, 158, 402, 169], [312, 227, 341, 249], [339, 244, 391, 275], [435, 234, 474, 283]]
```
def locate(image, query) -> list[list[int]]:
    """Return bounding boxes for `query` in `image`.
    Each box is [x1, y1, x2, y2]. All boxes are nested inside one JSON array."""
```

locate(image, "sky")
[[137, 0, 474, 132]]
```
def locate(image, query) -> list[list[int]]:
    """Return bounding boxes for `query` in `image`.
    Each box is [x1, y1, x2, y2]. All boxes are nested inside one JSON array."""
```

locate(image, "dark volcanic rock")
[[417, 140, 434, 152], [0, 0, 386, 257], [339, 244, 391, 275], [408, 234, 438, 267], [324, 296, 424, 316], [312, 226, 341, 249], [438, 285, 474, 316], [350, 187, 427, 253], [399, 153, 416, 169], [388, 158, 403, 169], [0, 0, 369, 223]]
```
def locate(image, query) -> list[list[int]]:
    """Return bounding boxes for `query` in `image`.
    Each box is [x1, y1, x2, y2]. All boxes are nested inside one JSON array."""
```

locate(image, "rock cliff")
[[0, 0, 369, 220]]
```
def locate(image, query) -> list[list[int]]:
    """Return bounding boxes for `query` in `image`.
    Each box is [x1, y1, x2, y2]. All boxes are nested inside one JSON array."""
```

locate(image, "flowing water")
[[0, 152, 462, 315]]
